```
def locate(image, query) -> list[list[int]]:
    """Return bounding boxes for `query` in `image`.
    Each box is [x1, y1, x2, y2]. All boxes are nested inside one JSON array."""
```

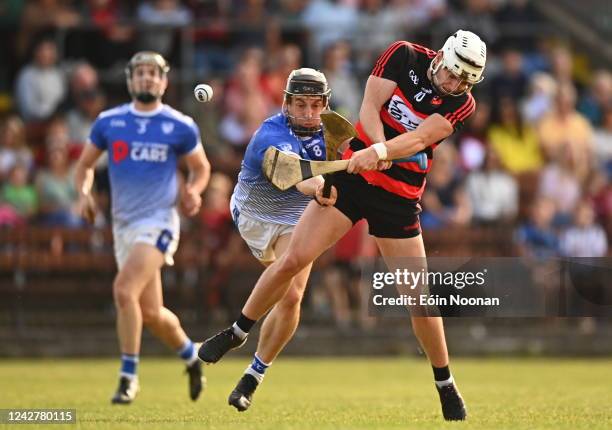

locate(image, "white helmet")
[[440, 30, 487, 85]]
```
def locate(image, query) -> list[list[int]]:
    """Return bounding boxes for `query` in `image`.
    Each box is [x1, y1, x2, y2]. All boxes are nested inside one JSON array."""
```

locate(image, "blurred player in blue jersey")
[[74, 52, 211, 405], [221, 68, 337, 411]]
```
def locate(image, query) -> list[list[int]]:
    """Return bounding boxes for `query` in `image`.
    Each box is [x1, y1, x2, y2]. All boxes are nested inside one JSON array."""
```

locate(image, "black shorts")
[[332, 171, 422, 238]]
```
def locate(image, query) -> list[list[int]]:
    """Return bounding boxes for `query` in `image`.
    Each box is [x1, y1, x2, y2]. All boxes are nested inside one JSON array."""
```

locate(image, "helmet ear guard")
[[283, 68, 331, 137]]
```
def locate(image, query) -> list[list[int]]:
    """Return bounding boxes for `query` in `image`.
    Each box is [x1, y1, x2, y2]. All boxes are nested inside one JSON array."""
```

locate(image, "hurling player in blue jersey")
[[223, 68, 337, 411], [74, 52, 211, 405]]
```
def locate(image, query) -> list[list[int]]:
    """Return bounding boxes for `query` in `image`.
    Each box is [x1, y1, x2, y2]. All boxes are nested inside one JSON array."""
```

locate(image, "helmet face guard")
[[429, 30, 486, 97], [125, 51, 170, 103], [283, 68, 330, 137]]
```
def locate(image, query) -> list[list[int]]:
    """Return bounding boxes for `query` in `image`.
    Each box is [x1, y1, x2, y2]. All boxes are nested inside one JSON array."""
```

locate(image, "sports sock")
[[177, 339, 198, 366], [433, 365, 454, 388], [120, 353, 139, 380], [232, 313, 256, 340], [244, 354, 270, 384]]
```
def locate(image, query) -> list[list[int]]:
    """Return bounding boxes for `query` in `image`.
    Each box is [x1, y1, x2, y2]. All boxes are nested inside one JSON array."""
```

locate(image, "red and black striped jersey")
[[343, 41, 476, 201]]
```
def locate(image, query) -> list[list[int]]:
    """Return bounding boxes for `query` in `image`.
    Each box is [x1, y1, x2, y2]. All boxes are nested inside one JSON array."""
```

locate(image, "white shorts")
[[231, 198, 294, 263], [112, 208, 180, 270]]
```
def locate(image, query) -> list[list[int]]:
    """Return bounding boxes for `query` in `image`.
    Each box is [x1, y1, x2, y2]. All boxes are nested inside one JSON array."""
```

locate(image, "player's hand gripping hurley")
[[262, 110, 428, 191]]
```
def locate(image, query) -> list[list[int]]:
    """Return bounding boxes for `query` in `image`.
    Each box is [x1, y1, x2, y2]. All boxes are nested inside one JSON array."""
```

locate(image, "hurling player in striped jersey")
[[225, 68, 337, 411], [199, 30, 487, 421]]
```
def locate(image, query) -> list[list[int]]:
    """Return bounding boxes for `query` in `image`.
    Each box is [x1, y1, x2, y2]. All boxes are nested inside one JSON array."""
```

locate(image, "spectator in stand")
[[190, 0, 234, 77], [494, 0, 543, 53], [466, 149, 518, 225], [393, 0, 447, 31], [198, 172, 244, 317], [15, 37, 66, 122], [436, 0, 498, 47], [488, 47, 528, 101], [352, 0, 406, 76], [221, 48, 272, 151], [230, 0, 272, 49], [515, 196, 561, 313], [262, 44, 303, 109], [521, 72, 557, 125], [515, 196, 558, 259], [548, 45, 576, 88], [586, 170, 612, 240], [185, 78, 234, 173], [421, 144, 471, 228], [82, 0, 135, 68], [322, 40, 361, 122], [561, 201, 608, 332], [560, 202, 608, 258], [537, 143, 581, 225], [456, 100, 490, 173], [34, 117, 82, 227], [137, 0, 193, 60], [65, 63, 106, 147], [593, 105, 612, 176], [578, 70, 612, 128], [321, 220, 369, 331], [489, 96, 542, 174], [301, 0, 359, 63], [538, 83, 593, 182], [0, 162, 38, 222], [0, 115, 33, 181], [0, 0, 23, 94], [16, 0, 81, 59]]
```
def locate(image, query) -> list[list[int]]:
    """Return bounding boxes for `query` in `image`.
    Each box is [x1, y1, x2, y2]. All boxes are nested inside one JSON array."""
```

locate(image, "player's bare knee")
[[278, 251, 308, 277], [280, 287, 304, 310], [112, 280, 138, 309], [141, 307, 162, 326]]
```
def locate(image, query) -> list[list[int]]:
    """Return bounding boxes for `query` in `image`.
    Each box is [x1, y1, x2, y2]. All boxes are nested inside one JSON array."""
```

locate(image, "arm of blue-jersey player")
[[180, 146, 211, 216], [74, 142, 104, 224], [295, 175, 338, 206], [296, 175, 323, 196]]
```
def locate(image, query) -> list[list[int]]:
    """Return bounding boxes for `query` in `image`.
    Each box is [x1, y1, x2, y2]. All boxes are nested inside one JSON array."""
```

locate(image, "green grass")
[[1, 357, 611, 429]]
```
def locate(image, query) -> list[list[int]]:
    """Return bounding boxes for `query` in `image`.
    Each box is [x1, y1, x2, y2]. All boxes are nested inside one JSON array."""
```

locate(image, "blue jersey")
[[89, 103, 201, 225], [232, 113, 326, 225]]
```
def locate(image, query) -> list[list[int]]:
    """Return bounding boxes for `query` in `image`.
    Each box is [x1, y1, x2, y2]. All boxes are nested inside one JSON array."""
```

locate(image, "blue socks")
[[177, 339, 198, 365], [120, 353, 139, 380], [120, 339, 197, 380], [244, 354, 270, 383]]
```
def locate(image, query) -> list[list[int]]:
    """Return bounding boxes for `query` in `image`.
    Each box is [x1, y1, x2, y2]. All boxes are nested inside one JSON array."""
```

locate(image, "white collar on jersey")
[[129, 102, 164, 117]]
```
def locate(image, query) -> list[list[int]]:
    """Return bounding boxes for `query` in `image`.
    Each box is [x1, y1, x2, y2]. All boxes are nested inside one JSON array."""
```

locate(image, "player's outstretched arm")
[[74, 142, 103, 224], [181, 146, 211, 216]]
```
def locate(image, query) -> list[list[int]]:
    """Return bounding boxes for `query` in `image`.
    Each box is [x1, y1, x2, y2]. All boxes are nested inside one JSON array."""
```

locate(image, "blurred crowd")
[[0, 0, 610, 325]]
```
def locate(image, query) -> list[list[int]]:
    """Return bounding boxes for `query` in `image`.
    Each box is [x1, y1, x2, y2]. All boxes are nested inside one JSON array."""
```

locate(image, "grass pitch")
[[1, 357, 611, 430]]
